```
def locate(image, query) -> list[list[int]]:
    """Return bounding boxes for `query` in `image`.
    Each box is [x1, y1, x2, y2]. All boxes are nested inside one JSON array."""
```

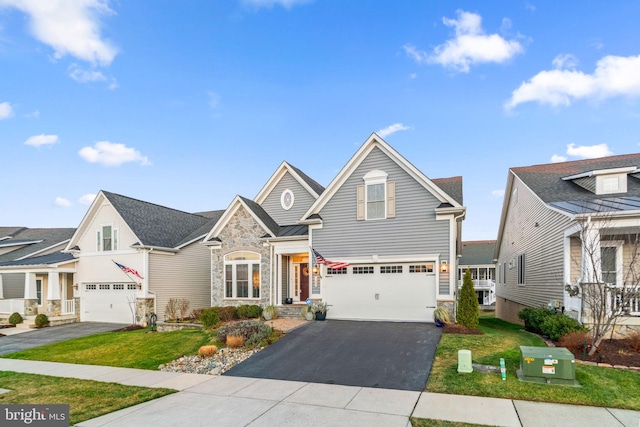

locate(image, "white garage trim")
[[322, 262, 437, 322], [80, 282, 137, 323]]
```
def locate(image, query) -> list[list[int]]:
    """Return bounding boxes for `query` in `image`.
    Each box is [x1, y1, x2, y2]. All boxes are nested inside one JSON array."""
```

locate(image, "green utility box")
[[517, 346, 579, 386], [457, 349, 473, 373]]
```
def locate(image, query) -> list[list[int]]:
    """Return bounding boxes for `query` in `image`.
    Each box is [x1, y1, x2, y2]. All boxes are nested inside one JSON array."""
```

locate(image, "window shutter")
[[386, 181, 396, 218], [356, 185, 365, 220]]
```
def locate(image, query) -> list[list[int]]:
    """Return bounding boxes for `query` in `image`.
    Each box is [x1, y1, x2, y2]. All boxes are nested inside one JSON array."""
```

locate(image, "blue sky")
[[2, 1, 640, 241]]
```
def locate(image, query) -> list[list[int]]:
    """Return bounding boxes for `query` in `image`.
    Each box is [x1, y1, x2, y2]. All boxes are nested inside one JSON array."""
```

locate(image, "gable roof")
[[459, 240, 496, 266], [0, 227, 27, 239], [303, 133, 464, 220], [512, 153, 640, 205], [0, 228, 75, 263], [254, 161, 325, 204], [204, 195, 281, 243], [432, 176, 463, 205]]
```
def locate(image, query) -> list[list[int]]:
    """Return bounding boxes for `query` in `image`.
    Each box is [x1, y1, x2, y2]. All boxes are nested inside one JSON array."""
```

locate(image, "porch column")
[[276, 254, 282, 305], [47, 271, 62, 316], [580, 221, 601, 283], [24, 272, 38, 316]]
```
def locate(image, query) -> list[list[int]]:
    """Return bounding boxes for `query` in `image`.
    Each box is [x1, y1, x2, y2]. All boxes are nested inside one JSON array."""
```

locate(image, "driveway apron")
[[0, 322, 127, 355], [224, 320, 442, 391]]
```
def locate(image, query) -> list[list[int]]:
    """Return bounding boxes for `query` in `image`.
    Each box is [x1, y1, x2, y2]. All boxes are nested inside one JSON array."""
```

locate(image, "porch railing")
[[608, 285, 640, 316], [62, 299, 75, 315], [457, 280, 496, 305], [0, 298, 25, 315]]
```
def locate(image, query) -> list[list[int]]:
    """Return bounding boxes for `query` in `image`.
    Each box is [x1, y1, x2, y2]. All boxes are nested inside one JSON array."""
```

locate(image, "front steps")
[[277, 304, 307, 319]]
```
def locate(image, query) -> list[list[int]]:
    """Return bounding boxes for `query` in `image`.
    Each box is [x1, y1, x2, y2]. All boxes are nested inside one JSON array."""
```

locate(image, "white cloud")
[[525, 2, 536, 12], [551, 154, 568, 163], [552, 53, 578, 70], [26, 109, 40, 118], [0, 101, 14, 119], [566, 143, 612, 159], [78, 141, 151, 167], [377, 123, 411, 138], [242, 0, 311, 8], [0, 0, 118, 66], [506, 54, 640, 109], [492, 189, 505, 198], [54, 197, 71, 207], [24, 134, 59, 147], [78, 193, 97, 205], [69, 64, 107, 83], [405, 10, 523, 73]]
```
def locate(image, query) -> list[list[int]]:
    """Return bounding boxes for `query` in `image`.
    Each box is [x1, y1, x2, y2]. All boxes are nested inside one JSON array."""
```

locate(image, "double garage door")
[[323, 262, 437, 322], [80, 283, 137, 323]]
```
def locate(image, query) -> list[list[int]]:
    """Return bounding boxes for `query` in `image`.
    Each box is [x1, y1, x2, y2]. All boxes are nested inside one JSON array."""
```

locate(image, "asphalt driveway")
[[224, 320, 442, 391], [0, 322, 127, 355]]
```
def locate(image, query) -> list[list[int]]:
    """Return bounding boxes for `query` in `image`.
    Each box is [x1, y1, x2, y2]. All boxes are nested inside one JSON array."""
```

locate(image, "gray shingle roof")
[[512, 153, 640, 206], [0, 252, 76, 267], [287, 163, 325, 196], [0, 228, 76, 263], [0, 227, 27, 238], [238, 196, 280, 236], [432, 176, 463, 205], [102, 191, 218, 249], [459, 241, 496, 266]]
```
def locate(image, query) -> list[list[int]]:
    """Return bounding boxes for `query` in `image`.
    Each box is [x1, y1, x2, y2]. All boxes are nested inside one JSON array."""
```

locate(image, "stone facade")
[[74, 297, 81, 321], [24, 299, 38, 316], [211, 208, 272, 307], [136, 297, 155, 326], [47, 299, 61, 317], [437, 300, 456, 323]]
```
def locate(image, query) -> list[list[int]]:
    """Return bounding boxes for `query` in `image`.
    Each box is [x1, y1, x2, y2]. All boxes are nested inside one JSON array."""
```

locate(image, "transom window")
[[353, 266, 374, 274], [327, 267, 347, 275], [225, 251, 260, 299], [380, 265, 403, 274], [97, 225, 118, 251], [410, 264, 433, 273]]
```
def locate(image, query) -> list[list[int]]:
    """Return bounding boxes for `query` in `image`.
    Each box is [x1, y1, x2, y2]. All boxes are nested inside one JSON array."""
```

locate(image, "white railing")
[[457, 280, 496, 305], [608, 286, 640, 316], [0, 298, 25, 315], [62, 299, 75, 315]]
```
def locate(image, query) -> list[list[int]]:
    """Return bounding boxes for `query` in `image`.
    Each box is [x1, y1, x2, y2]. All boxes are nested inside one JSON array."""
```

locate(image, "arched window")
[[224, 251, 260, 299]]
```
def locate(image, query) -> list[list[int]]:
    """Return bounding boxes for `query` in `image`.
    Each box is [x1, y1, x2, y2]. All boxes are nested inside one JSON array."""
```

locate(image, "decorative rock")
[[159, 347, 263, 375]]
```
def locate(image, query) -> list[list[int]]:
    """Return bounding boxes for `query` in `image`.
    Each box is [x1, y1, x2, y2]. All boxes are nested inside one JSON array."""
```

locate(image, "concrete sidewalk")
[[0, 359, 638, 427]]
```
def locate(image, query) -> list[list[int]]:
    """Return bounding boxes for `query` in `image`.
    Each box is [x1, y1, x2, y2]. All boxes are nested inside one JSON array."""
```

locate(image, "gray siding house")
[[204, 133, 466, 322], [495, 154, 640, 334]]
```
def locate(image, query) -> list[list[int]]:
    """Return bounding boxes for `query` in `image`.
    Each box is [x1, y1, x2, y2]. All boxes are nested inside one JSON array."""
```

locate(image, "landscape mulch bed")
[[568, 338, 640, 367]]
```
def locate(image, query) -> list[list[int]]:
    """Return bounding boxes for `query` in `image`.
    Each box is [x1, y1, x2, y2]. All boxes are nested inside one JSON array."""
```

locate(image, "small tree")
[[457, 268, 479, 329]]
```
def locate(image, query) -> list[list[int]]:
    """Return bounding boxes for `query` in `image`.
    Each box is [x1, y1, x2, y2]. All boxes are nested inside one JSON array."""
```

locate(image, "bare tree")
[[574, 214, 640, 355]]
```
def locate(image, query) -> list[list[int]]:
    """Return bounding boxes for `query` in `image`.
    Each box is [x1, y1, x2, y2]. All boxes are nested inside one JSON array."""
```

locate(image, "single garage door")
[[80, 283, 137, 323], [323, 262, 437, 322]]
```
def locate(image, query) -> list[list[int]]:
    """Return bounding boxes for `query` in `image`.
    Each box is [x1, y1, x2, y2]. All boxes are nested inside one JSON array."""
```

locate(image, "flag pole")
[[112, 259, 137, 284]]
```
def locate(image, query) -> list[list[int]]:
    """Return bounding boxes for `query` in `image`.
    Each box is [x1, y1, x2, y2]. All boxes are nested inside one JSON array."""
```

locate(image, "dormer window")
[[597, 174, 626, 195], [357, 170, 396, 221], [562, 166, 635, 196]]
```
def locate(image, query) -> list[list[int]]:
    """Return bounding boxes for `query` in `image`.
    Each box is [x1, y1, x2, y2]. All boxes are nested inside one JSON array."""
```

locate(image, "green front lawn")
[[427, 315, 640, 410], [2, 328, 213, 369], [0, 371, 175, 425]]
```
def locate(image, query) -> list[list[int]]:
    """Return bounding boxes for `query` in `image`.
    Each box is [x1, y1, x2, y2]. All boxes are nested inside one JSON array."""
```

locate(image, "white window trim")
[[363, 170, 388, 221], [224, 251, 261, 300], [280, 189, 295, 211], [97, 224, 119, 252], [600, 240, 624, 287]]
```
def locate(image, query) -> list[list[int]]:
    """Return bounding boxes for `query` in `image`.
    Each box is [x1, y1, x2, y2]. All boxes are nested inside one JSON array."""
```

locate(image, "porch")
[[457, 265, 496, 306]]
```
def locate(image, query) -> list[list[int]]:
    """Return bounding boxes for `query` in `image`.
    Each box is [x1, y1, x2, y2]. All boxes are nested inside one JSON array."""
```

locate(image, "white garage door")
[[323, 263, 437, 322], [80, 283, 137, 323]]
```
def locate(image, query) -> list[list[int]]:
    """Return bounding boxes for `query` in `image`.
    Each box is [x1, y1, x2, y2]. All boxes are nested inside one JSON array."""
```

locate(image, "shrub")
[[558, 331, 592, 353], [263, 304, 278, 320], [457, 269, 479, 329], [237, 305, 262, 319], [433, 307, 450, 325], [226, 334, 245, 348], [34, 314, 49, 328], [198, 345, 218, 357], [8, 312, 23, 325], [200, 307, 220, 328], [217, 306, 237, 322], [627, 330, 640, 352], [177, 298, 190, 321], [217, 320, 272, 345], [518, 307, 556, 335], [541, 314, 586, 341], [190, 308, 205, 322]]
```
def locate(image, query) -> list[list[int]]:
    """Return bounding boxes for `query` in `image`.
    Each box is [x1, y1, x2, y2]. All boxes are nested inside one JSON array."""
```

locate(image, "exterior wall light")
[[440, 261, 449, 273]]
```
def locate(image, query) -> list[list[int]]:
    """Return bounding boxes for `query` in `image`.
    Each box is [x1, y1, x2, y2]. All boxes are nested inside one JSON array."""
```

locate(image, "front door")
[[300, 262, 309, 302]]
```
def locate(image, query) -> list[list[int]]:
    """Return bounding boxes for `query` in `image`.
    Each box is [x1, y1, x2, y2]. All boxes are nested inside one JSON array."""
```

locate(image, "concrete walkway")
[[0, 359, 638, 427]]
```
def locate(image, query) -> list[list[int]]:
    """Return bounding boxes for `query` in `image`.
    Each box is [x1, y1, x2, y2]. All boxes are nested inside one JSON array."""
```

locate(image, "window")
[[602, 177, 619, 192], [280, 189, 294, 210], [380, 265, 402, 274], [601, 246, 617, 285], [97, 225, 118, 251], [127, 283, 137, 290], [357, 170, 395, 220], [224, 251, 260, 299], [36, 279, 42, 305], [410, 264, 433, 273], [327, 267, 347, 275], [353, 266, 374, 274], [86, 284, 97, 290], [113, 284, 125, 290], [517, 254, 526, 285], [99, 284, 110, 290]]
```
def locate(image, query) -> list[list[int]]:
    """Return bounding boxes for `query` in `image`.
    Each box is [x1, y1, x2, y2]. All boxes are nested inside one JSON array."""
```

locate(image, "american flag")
[[312, 248, 350, 270], [114, 261, 144, 279]]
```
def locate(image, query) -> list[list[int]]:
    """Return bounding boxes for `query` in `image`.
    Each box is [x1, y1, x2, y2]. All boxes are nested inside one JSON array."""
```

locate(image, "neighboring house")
[[458, 240, 496, 306], [0, 227, 77, 319], [494, 154, 640, 333], [204, 133, 466, 322], [64, 191, 223, 324]]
